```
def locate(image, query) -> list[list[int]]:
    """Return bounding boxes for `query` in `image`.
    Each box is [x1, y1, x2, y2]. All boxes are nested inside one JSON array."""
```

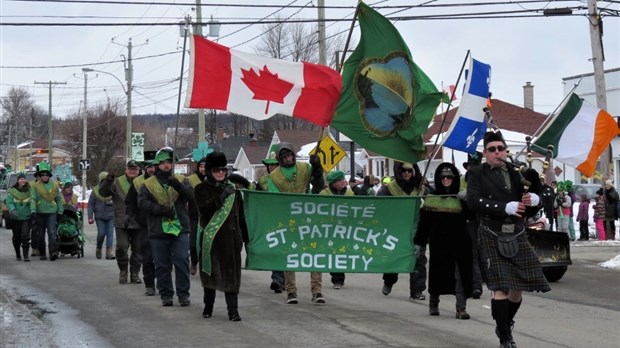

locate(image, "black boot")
[[429, 294, 440, 316], [22, 244, 30, 262], [492, 299, 516, 347], [202, 288, 215, 318], [13, 239, 21, 261], [225, 292, 241, 321]]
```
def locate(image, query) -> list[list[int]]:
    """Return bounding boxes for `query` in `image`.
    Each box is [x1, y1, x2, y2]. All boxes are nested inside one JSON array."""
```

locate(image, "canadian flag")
[[185, 35, 342, 127]]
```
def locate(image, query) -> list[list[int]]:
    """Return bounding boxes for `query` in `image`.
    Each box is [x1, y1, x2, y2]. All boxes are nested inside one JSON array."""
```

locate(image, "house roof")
[[425, 99, 548, 143], [212, 136, 270, 163], [273, 129, 322, 154], [242, 144, 271, 165]]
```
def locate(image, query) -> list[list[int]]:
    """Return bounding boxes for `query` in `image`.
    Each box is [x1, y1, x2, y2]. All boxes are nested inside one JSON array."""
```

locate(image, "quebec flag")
[[441, 57, 491, 153]]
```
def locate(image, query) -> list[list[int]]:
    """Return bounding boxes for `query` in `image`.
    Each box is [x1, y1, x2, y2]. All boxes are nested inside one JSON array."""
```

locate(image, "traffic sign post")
[[79, 159, 91, 171], [309, 135, 346, 173]]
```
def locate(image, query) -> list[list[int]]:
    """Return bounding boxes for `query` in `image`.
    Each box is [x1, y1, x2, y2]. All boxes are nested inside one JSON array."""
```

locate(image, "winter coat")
[[419, 162, 473, 297], [88, 185, 115, 221], [194, 177, 248, 293], [30, 179, 63, 214], [593, 195, 605, 220], [137, 170, 192, 240], [554, 193, 572, 217], [6, 184, 32, 220], [576, 200, 590, 222], [603, 187, 619, 221], [100, 174, 141, 229], [125, 173, 152, 227]]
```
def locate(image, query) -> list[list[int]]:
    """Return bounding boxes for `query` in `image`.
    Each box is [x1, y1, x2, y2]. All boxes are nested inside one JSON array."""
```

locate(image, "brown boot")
[[96, 248, 102, 259], [106, 248, 116, 260], [31, 248, 39, 257], [119, 270, 128, 284]]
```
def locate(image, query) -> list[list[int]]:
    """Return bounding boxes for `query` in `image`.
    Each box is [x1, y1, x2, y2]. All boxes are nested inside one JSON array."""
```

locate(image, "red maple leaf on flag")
[[241, 65, 294, 114]]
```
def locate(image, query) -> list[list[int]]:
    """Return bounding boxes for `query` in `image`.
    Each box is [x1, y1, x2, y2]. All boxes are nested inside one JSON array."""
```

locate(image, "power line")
[[0, 51, 181, 69]]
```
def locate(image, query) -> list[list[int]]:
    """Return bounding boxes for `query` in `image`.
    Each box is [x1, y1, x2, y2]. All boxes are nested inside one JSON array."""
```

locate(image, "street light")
[[83, 68, 130, 160], [81, 67, 93, 231]]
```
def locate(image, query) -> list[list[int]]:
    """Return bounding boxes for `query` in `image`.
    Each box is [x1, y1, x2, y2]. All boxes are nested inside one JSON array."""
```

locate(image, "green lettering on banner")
[[243, 191, 420, 273]]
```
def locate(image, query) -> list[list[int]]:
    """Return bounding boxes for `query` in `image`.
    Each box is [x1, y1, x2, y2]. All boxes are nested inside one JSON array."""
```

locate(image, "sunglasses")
[[440, 175, 454, 180], [39, 173, 50, 177], [402, 168, 414, 173], [486, 145, 507, 153], [212, 167, 228, 174]]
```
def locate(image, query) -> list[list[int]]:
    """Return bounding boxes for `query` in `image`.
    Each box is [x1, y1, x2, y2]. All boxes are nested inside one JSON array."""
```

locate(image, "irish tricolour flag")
[[534, 93, 620, 177], [185, 35, 342, 127]]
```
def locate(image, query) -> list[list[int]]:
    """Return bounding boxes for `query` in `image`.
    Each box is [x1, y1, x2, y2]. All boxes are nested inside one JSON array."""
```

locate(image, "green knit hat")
[[327, 170, 345, 184]]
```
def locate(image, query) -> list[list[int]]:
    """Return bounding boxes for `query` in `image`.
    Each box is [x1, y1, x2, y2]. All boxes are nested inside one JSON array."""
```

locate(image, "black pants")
[[579, 220, 589, 240], [604, 219, 616, 240], [330, 273, 345, 285], [383, 244, 427, 295], [116, 227, 142, 274], [11, 219, 31, 257], [140, 225, 156, 287]]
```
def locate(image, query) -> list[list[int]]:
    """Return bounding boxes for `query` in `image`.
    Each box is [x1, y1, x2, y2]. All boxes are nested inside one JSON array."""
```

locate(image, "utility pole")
[[81, 68, 93, 205], [34, 80, 66, 165], [317, 0, 327, 66], [587, 0, 610, 177], [195, 1, 206, 143]]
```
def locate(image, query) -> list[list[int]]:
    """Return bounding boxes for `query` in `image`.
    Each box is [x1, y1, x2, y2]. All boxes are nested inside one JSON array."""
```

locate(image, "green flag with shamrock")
[[332, 2, 444, 163]]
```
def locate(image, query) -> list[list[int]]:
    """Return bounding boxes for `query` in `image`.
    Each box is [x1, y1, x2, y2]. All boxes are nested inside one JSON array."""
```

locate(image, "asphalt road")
[[1, 223, 619, 348]]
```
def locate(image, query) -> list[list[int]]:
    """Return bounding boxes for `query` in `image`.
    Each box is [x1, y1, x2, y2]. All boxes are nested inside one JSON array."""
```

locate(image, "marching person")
[[378, 162, 429, 301], [319, 170, 354, 289], [467, 131, 550, 348], [88, 172, 115, 260], [194, 151, 249, 321], [30, 162, 63, 261], [266, 142, 325, 305], [138, 147, 193, 307], [6, 172, 33, 261], [100, 160, 143, 284], [126, 151, 158, 295], [255, 150, 285, 294], [187, 156, 208, 279], [420, 163, 473, 319], [60, 180, 78, 209]]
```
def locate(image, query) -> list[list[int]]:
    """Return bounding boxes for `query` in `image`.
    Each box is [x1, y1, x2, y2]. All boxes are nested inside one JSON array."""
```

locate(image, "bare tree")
[[0, 87, 47, 142], [58, 103, 125, 186]]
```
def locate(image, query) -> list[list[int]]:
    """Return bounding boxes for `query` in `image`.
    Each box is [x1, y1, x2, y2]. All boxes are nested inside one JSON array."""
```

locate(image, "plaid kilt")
[[478, 225, 551, 293]]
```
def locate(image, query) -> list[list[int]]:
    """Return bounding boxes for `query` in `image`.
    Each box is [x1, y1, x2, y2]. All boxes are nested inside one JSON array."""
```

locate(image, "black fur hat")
[[204, 151, 227, 169], [483, 130, 506, 147]]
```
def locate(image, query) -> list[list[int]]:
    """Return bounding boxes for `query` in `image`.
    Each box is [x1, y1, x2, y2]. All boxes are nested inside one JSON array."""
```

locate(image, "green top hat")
[[36, 161, 52, 176], [262, 144, 279, 166]]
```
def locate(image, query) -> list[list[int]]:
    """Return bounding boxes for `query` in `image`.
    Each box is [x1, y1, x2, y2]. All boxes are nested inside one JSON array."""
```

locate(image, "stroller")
[[56, 204, 85, 258]]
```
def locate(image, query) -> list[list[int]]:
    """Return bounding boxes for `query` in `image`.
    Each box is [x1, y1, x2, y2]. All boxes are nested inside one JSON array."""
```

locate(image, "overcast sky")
[[1, 0, 619, 123]]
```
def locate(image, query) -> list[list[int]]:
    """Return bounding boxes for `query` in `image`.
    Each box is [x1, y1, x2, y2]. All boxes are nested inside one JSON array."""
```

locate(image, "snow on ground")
[[600, 254, 620, 269]]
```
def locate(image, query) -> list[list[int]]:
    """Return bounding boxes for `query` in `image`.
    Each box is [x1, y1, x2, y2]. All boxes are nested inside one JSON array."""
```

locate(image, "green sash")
[[188, 174, 202, 188], [133, 175, 146, 191], [267, 163, 311, 193], [33, 181, 58, 202], [9, 187, 30, 203], [387, 180, 422, 197], [422, 196, 463, 213], [198, 192, 235, 275], [116, 175, 132, 200], [92, 185, 113, 204], [144, 176, 182, 236]]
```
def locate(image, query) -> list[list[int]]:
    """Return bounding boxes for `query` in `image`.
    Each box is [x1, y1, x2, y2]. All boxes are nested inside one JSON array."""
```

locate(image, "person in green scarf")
[[88, 172, 115, 260], [6, 172, 33, 261], [320, 170, 354, 289], [138, 147, 193, 307], [30, 161, 63, 261], [419, 163, 473, 320], [266, 142, 325, 305], [194, 151, 248, 321]]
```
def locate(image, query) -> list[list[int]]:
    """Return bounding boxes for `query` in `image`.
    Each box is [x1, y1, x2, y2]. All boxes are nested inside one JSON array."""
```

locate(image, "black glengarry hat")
[[483, 130, 506, 147]]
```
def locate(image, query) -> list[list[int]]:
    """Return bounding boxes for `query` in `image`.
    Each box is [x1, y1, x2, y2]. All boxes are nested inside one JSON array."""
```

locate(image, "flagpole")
[[173, 16, 190, 167], [422, 50, 470, 180], [513, 76, 583, 158]]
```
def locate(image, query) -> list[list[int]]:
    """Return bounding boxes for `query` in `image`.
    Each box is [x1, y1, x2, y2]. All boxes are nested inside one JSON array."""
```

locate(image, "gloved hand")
[[88, 218, 94, 224], [228, 173, 250, 189], [123, 214, 132, 228], [529, 192, 540, 206], [505, 202, 520, 216], [220, 186, 235, 202], [9, 210, 19, 220], [30, 212, 37, 224], [168, 176, 184, 191], [161, 205, 176, 219], [106, 172, 115, 181], [309, 154, 322, 169], [57, 213, 64, 222], [457, 190, 467, 200]]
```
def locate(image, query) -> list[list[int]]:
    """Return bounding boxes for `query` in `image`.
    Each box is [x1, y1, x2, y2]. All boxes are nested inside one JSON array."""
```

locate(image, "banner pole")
[[173, 15, 190, 168], [422, 50, 470, 180]]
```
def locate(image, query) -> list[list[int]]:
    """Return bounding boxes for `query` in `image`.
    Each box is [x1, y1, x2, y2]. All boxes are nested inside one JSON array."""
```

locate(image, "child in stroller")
[[56, 204, 85, 258]]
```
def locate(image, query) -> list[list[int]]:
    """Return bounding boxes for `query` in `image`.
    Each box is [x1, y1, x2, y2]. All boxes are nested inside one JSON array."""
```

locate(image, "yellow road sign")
[[310, 136, 346, 172]]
